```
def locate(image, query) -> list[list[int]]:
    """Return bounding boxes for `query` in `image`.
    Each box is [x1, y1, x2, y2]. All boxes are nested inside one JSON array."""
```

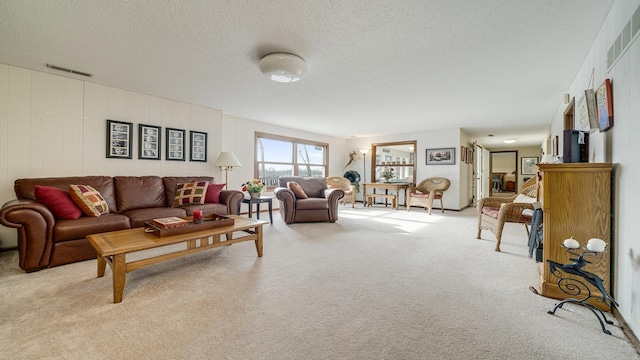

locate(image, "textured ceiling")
[[0, 0, 614, 149]]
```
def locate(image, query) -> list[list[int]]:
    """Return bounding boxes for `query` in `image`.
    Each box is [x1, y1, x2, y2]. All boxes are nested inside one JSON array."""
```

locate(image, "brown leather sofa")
[[274, 177, 344, 224], [0, 176, 243, 272]]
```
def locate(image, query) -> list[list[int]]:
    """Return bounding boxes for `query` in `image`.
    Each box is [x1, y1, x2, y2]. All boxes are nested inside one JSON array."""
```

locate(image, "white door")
[[474, 144, 490, 205]]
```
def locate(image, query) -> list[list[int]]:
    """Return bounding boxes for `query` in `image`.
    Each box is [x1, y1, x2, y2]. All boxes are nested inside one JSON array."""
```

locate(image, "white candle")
[[586, 238, 606, 253], [563, 238, 580, 249]]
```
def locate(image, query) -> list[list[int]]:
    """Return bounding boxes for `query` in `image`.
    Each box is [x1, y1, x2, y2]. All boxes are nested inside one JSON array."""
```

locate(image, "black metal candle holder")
[[546, 244, 618, 335]]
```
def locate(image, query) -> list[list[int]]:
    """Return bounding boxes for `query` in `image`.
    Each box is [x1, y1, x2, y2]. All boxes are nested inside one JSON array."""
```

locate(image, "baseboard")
[[0, 246, 17, 253], [613, 308, 640, 356]]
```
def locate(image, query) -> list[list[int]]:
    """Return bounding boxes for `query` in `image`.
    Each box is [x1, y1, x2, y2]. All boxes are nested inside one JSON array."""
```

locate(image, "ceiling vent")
[[46, 64, 93, 78]]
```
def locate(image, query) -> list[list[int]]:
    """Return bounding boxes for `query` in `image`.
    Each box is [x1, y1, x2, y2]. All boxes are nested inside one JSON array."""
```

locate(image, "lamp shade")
[[259, 53, 307, 83], [214, 152, 242, 167]]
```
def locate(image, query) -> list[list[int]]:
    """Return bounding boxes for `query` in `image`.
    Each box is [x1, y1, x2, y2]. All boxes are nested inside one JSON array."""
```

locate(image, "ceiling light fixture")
[[259, 53, 307, 83], [504, 139, 516, 144]]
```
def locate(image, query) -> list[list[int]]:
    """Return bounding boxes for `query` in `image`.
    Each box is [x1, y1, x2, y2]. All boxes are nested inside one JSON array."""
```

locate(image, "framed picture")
[[461, 146, 466, 163], [138, 124, 161, 160], [596, 79, 613, 132], [521, 157, 539, 175], [467, 148, 473, 164], [166, 128, 185, 161], [426, 148, 455, 165], [190, 130, 208, 162], [106, 119, 133, 159]]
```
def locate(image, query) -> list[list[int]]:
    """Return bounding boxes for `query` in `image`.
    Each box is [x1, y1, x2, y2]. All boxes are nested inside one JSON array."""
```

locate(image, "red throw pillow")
[[287, 181, 308, 199], [35, 185, 83, 220], [205, 183, 226, 204]]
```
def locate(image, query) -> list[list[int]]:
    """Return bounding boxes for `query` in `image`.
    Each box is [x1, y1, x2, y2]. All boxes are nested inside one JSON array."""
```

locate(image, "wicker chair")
[[477, 177, 538, 252], [327, 176, 356, 208], [406, 177, 451, 214]]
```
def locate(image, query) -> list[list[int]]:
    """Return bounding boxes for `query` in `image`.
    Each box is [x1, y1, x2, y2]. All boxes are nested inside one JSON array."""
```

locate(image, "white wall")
[[0, 63, 347, 248], [550, 0, 640, 336]]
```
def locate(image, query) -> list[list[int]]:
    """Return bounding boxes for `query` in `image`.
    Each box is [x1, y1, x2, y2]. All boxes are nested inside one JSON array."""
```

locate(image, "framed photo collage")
[[106, 119, 207, 162]]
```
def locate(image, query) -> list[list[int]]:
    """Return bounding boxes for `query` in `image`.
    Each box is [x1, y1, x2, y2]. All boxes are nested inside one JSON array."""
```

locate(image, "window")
[[255, 132, 328, 187]]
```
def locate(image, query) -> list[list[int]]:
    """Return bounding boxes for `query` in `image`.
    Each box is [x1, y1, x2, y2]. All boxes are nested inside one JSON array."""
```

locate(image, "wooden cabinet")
[[536, 163, 612, 310]]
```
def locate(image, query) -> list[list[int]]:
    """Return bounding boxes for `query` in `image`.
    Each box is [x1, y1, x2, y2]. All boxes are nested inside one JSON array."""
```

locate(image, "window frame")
[[255, 132, 329, 189]]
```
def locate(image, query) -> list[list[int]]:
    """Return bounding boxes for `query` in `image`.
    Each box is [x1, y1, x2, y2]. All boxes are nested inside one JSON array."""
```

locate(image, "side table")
[[238, 196, 273, 224]]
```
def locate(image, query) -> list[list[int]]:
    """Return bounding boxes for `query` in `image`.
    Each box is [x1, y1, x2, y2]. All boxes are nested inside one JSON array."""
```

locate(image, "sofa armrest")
[[219, 190, 244, 215], [0, 199, 56, 272], [274, 187, 296, 223], [324, 188, 345, 222]]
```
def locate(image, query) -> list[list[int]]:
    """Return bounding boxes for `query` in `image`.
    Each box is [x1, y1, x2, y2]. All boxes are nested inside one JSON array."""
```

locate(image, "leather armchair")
[[274, 177, 344, 224]]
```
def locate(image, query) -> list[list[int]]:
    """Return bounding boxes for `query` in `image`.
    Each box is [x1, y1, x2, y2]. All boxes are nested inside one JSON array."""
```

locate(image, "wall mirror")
[[371, 141, 417, 185]]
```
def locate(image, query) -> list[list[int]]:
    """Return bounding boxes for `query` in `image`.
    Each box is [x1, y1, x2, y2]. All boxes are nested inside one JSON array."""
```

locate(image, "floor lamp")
[[360, 148, 369, 183], [213, 152, 242, 186]]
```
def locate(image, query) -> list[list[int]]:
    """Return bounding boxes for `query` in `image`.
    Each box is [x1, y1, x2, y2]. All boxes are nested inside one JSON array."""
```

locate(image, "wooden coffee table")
[[86, 215, 267, 303]]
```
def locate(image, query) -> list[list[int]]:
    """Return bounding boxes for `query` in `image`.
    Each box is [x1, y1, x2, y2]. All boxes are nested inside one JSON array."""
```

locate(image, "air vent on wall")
[[46, 64, 93, 77], [607, 4, 640, 71]]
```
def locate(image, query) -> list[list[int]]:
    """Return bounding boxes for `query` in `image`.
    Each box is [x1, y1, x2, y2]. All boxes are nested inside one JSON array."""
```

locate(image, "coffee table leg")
[[112, 254, 126, 303], [255, 225, 263, 257], [97, 255, 106, 278]]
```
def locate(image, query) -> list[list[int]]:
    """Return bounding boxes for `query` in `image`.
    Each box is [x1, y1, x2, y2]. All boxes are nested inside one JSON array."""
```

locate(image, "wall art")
[[596, 78, 613, 132], [166, 127, 186, 161], [138, 124, 161, 160], [106, 119, 133, 159], [426, 148, 455, 165], [190, 130, 208, 162]]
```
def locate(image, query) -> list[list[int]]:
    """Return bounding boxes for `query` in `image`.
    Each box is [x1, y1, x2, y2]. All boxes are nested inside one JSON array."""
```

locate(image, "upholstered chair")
[[327, 176, 356, 208], [477, 177, 538, 252], [274, 177, 344, 224], [406, 177, 451, 214]]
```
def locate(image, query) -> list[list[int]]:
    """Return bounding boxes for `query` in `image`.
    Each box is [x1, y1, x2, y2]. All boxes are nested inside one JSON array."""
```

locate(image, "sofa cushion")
[[172, 181, 209, 207], [114, 176, 166, 213], [69, 185, 110, 217], [205, 183, 226, 204], [34, 185, 83, 220], [163, 176, 215, 206], [296, 198, 330, 210], [121, 207, 187, 228], [53, 213, 131, 242], [181, 203, 229, 216], [287, 181, 308, 199]]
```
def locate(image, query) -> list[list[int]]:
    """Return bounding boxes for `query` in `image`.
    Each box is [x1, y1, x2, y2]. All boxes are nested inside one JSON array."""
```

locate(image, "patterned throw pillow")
[[35, 185, 83, 220], [204, 183, 226, 204], [69, 184, 110, 217], [287, 181, 308, 199], [172, 181, 210, 207]]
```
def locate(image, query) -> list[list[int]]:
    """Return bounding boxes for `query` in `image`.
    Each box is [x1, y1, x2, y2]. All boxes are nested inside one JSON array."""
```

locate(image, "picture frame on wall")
[[466, 148, 473, 164], [596, 78, 613, 132], [521, 157, 539, 175], [461, 146, 466, 163], [138, 124, 161, 160], [426, 148, 455, 165], [189, 130, 207, 162], [106, 119, 133, 159], [166, 128, 186, 161]]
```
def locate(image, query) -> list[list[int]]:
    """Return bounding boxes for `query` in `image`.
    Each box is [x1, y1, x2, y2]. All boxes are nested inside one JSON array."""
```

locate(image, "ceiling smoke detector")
[[259, 53, 307, 83]]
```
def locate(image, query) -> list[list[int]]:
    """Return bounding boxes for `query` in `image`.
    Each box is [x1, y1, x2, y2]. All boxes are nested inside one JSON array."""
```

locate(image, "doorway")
[[490, 151, 518, 196]]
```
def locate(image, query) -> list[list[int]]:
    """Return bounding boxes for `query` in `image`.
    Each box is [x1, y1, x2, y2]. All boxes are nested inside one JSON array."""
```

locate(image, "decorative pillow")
[[205, 183, 226, 204], [287, 181, 308, 199], [172, 181, 210, 207], [35, 185, 83, 220], [69, 184, 110, 217]]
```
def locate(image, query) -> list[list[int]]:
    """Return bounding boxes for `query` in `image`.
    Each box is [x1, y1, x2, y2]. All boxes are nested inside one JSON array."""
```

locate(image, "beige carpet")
[[1, 206, 638, 360]]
